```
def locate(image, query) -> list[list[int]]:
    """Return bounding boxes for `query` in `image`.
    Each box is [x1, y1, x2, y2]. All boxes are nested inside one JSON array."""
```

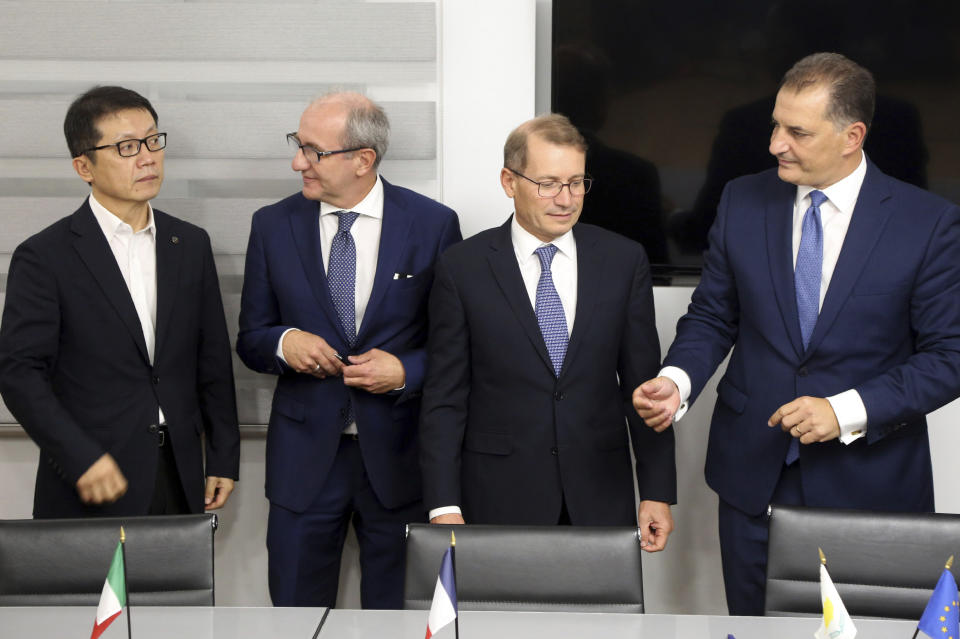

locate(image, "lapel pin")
[[171, 236, 179, 244]]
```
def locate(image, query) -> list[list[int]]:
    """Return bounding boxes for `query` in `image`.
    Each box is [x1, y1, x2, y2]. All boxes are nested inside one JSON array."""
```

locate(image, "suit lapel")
[[804, 164, 894, 358], [766, 176, 805, 360], [288, 195, 348, 344], [356, 179, 413, 345], [153, 210, 180, 360], [70, 202, 150, 364], [487, 218, 555, 375], [562, 225, 600, 376]]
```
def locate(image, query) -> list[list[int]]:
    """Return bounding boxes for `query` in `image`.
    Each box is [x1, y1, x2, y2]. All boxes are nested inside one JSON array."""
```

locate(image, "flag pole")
[[912, 556, 955, 639], [120, 526, 132, 639], [451, 531, 459, 639]]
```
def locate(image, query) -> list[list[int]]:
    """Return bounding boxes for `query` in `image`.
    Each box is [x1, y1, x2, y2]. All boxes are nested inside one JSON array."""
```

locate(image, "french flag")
[[425, 544, 458, 639]]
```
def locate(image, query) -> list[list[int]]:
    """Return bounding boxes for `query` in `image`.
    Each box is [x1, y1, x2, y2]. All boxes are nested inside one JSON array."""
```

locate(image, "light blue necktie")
[[328, 211, 359, 428], [786, 190, 827, 465], [534, 245, 569, 377], [795, 190, 827, 350]]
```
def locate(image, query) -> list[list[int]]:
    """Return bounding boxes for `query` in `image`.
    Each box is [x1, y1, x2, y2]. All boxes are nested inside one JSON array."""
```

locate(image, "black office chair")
[[403, 523, 645, 612], [765, 504, 960, 619], [0, 513, 218, 606]]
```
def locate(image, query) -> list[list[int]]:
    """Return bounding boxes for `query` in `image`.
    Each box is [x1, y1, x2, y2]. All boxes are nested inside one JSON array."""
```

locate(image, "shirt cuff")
[[276, 328, 300, 365], [826, 389, 868, 444], [428, 506, 462, 520], [659, 366, 692, 422]]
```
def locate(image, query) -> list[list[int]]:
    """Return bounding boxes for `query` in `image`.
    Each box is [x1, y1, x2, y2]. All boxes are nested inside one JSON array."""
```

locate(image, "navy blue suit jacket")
[[420, 219, 676, 525], [664, 161, 960, 516], [0, 201, 240, 517], [236, 178, 461, 512]]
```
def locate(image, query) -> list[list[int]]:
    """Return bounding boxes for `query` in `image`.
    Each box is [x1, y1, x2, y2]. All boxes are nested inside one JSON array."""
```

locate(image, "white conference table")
[[0, 606, 327, 639], [0, 606, 920, 638], [316, 609, 919, 639]]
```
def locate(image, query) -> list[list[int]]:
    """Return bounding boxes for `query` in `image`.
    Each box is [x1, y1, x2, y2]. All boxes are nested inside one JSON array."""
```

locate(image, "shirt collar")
[[795, 151, 867, 214], [510, 214, 576, 262], [88, 193, 156, 238], [319, 174, 384, 220]]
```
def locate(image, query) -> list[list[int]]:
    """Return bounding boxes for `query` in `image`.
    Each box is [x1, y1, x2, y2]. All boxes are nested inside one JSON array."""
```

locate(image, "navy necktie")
[[534, 244, 569, 376], [787, 190, 827, 465], [328, 211, 359, 429], [328, 211, 359, 346]]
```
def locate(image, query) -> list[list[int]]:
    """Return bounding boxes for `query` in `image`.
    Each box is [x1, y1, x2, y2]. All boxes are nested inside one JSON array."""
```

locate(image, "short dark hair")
[[780, 52, 875, 130], [64, 86, 158, 160], [504, 113, 587, 172]]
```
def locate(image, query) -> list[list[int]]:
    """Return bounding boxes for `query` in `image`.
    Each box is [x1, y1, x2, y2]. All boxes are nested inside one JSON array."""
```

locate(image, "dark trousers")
[[148, 426, 190, 516], [266, 435, 424, 609], [718, 462, 804, 616]]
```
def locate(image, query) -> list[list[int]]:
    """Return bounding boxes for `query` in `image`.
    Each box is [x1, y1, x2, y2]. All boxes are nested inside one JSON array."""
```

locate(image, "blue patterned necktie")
[[787, 189, 827, 464], [328, 211, 359, 345], [328, 211, 359, 429], [534, 244, 569, 376], [795, 190, 827, 350]]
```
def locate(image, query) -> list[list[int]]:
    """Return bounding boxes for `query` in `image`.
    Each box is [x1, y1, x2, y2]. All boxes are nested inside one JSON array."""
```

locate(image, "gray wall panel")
[[0, 2, 436, 61], [0, 100, 436, 160]]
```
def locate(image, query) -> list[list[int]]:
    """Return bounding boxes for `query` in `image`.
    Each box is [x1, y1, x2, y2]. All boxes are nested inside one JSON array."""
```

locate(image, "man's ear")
[[843, 121, 867, 156], [500, 167, 517, 198], [354, 148, 378, 177], [72, 155, 94, 184]]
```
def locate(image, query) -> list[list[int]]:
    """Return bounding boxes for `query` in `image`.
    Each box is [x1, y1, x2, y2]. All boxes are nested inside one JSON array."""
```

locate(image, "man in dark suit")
[[420, 114, 676, 547], [236, 92, 460, 608], [0, 86, 240, 518], [634, 53, 960, 615]]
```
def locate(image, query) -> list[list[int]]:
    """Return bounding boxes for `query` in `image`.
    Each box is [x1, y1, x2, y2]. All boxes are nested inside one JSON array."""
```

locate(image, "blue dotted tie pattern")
[[787, 189, 826, 465], [328, 211, 359, 429], [534, 244, 569, 377], [328, 211, 359, 346]]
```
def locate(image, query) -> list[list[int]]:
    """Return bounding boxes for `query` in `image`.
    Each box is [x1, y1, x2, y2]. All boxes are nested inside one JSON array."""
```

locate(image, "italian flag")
[[91, 541, 126, 639]]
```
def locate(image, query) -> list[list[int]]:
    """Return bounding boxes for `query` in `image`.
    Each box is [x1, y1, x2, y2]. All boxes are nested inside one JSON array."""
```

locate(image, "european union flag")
[[918, 568, 959, 639]]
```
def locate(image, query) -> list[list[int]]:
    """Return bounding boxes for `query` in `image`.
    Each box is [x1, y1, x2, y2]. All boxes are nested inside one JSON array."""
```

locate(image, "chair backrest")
[[766, 505, 960, 619], [403, 523, 644, 613], [0, 513, 217, 606]]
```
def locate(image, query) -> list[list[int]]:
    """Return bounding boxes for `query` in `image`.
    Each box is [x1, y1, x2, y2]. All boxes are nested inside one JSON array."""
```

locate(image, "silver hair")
[[312, 92, 390, 169]]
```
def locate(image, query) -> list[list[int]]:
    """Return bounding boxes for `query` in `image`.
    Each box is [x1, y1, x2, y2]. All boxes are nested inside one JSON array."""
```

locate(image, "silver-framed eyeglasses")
[[506, 167, 593, 198], [287, 133, 366, 163], [80, 132, 167, 158]]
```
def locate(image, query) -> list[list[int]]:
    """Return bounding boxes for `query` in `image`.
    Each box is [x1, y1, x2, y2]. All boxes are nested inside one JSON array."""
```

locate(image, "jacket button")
[[152, 375, 160, 384], [554, 391, 565, 401], [551, 447, 559, 456], [798, 367, 808, 377], [148, 424, 159, 433]]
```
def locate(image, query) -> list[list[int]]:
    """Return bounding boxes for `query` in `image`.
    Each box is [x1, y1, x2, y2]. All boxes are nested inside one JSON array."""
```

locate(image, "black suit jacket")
[[420, 219, 676, 525], [0, 200, 240, 517]]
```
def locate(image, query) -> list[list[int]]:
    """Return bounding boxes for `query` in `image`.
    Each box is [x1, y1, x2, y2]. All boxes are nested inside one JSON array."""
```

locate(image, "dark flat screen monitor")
[[552, 0, 960, 282]]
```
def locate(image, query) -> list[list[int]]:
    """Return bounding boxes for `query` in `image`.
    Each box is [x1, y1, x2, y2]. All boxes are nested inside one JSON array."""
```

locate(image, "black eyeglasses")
[[80, 132, 167, 158], [506, 167, 593, 198], [287, 133, 366, 163]]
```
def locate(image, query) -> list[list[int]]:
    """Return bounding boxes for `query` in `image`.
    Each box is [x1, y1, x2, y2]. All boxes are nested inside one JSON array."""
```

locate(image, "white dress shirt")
[[88, 193, 165, 424], [429, 215, 579, 520], [662, 152, 869, 443], [277, 175, 385, 433]]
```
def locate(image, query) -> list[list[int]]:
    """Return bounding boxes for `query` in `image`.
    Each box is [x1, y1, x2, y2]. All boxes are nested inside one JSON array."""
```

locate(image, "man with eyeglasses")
[[419, 114, 676, 542], [236, 92, 460, 608], [0, 86, 240, 518]]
